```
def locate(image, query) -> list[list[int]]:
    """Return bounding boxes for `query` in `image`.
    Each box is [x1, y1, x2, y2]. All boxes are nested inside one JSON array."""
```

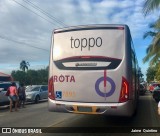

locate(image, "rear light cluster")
[[48, 77, 55, 100], [119, 77, 129, 102]]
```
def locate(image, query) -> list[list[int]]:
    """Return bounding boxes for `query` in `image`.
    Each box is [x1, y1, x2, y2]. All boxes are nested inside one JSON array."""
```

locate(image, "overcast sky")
[[0, 0, 159, 79]]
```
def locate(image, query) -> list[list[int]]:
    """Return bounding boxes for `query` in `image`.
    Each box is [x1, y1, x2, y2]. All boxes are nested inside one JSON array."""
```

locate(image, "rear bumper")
[[48, 98, 134, 117]]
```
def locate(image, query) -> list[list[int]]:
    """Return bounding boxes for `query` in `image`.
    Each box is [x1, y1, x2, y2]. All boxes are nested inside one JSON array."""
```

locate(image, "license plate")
[[77, 106, 92, 112]]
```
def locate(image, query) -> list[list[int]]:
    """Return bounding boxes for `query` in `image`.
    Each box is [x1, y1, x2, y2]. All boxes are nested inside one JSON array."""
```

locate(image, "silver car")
[[0, 82, 19, 106], [26, 85, 48, 103]]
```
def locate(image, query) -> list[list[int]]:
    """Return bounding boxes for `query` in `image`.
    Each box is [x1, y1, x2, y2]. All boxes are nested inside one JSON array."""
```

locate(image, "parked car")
[[0, 81, 19, 106], [153, 87, 160, 103], [139, 84, 146, 95], [25, 85, 48, 103], [149, 83, 160, 93]]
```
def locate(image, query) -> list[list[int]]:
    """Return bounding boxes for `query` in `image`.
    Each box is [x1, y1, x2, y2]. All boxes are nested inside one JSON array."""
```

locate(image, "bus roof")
[[54, 24, 129, 34]]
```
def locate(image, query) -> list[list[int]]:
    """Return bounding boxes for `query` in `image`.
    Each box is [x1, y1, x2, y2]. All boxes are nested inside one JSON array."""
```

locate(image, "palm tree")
[[20, 60, 30, 72], [143, 18, 160, 65], [143, 0, 160, 16]]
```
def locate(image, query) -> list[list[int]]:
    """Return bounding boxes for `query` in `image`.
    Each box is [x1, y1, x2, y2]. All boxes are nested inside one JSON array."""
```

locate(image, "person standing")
[[8, 82, 19, 112], [18, 83, 26, 108]]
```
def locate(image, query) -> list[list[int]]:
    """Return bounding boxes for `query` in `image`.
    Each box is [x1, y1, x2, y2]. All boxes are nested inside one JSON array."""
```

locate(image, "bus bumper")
[[48, 98, 134, 117]]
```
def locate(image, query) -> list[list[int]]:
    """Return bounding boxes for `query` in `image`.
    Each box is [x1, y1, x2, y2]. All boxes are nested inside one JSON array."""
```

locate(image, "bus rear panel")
[[48, 24, 138, 117]]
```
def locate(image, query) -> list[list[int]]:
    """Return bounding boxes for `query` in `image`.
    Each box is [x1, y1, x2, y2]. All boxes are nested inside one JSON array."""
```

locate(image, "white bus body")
[[48, 24, 139, 117]]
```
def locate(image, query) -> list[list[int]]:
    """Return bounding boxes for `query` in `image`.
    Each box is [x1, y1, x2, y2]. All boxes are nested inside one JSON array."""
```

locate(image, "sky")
[[0, 0, 159, 80]]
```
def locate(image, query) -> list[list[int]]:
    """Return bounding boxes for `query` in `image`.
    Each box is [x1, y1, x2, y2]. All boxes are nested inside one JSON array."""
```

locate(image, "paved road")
[[0, 91, 160, 136], [0, 101, 75, 127]]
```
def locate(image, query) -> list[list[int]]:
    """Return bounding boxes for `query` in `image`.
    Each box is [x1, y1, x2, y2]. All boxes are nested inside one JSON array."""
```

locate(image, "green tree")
[[143, 0, 160, 16], [11, 70, 26, 83], [143, 0, 160, 65], [154, 62, 160, 81], [146, 66, 157, 82], [20, 60, 30, 72], [26, 70, 39, 85], [143, 18, 160, 65], [155, 67, 160, 81], [11, 66, 48, 85]]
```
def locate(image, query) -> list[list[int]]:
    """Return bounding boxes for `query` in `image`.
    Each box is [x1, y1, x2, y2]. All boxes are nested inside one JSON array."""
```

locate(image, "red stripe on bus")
[[104, 70, 107, 87]]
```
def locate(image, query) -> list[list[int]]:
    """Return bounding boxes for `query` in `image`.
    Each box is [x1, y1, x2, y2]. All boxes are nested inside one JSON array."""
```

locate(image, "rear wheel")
[[35, 96, 40, 104]]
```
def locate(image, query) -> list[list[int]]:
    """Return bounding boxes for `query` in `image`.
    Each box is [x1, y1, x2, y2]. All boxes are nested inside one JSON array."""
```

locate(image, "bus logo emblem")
[[95, 76, 115, 97]]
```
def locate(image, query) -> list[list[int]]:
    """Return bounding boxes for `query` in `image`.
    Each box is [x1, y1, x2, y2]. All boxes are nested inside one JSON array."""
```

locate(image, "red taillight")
[[119, 77, 129, 102], [48, 76, 55, 100]]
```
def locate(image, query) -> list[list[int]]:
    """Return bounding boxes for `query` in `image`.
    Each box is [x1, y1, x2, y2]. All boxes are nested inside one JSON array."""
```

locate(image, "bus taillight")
[[119, 77, 129, 102], [48, 76, 55, 100]]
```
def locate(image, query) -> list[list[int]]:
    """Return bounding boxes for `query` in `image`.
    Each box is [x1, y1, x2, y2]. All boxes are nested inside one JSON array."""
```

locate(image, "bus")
[[48, 24, 140, 117]]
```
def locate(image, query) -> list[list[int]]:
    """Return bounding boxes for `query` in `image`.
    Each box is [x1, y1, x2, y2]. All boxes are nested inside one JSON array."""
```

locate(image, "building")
[[0, 72, 13, 81]]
